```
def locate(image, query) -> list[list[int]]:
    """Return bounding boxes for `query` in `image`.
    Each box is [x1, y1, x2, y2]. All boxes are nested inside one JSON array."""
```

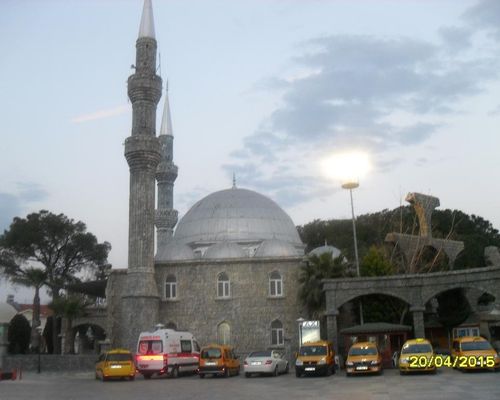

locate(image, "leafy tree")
[[8, 314, 31, 354], [360, 246, 394, 277], [298, 253, 349, 319], [0, 210, 111, 353], [297, 206, 500, 272]]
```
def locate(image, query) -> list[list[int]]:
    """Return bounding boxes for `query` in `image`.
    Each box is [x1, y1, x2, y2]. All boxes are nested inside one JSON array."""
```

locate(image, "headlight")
[[295, 359, 303, 366], [345, 361, 353, 367], [370, 360, 379, 365], [318, 357, 326, 365], [494, 354, 499, 360], [400, 358, 409, 364]]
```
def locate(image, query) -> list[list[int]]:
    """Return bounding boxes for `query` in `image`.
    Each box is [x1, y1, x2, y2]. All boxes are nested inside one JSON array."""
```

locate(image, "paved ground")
[[0, 368, 498, 400]]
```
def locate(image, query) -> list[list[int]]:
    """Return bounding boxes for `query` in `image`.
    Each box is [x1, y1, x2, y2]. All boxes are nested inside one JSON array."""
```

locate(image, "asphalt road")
[[1, 367, 498, 400]]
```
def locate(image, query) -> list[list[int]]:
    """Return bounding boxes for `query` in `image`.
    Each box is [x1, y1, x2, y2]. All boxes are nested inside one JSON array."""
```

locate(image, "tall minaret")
[[122, 0, 162, 350], [155, 85, 178, 252]]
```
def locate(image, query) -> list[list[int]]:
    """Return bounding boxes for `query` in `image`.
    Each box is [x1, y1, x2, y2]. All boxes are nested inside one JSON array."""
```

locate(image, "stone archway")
[[71, 323, 106, 354], [323, 266, 500, 352]]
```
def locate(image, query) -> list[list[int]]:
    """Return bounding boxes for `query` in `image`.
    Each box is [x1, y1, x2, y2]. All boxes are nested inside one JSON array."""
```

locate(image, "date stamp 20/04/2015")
[[408, 355, 496, 369]]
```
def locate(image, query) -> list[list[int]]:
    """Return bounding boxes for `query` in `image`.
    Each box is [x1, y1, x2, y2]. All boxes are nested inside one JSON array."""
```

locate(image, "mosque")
[[105, 0, 332, 356]]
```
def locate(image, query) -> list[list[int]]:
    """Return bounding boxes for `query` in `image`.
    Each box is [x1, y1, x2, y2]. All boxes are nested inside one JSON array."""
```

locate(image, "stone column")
[[410, 306, 425, 338], [326, 310, 339, 354]]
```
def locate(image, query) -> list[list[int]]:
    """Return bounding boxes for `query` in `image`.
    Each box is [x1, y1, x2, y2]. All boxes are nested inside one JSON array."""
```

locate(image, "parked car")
[[295, 340, 335, 377], [244, 350, 289, 377], [95, 349, 136, 381], [398, 338, 436, 375], [345, 341, 382, 376], [135, 327, 200, 379], [198, 344, 240, 378], [451, 336, 500, 371]]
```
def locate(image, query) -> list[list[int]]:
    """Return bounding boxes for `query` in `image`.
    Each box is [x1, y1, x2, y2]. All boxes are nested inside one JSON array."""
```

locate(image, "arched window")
[[165, 274, 177, 300], [217, 272, 230, 298], [271, 320, 284, 346], [217, 322, 231, 345], [269, 271, 283, 297]]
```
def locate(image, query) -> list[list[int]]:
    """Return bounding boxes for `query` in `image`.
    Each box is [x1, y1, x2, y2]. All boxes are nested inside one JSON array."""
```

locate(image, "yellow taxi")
[[451, 336, 500, 371], [95, 349, 136, 381], [398, 338, 436, 375], [345, 341, 382, 376], [198, 344, 240, 378], [295, 340, 335, 377]]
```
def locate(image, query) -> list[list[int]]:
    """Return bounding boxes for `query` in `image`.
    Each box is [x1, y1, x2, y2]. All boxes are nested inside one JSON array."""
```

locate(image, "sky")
[[1, 0, 500, 303]]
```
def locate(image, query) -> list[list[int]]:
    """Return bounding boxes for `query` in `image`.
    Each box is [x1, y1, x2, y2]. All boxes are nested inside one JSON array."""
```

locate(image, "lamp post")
[[341, 180, 363, 325], [296, 317, 305, 346]]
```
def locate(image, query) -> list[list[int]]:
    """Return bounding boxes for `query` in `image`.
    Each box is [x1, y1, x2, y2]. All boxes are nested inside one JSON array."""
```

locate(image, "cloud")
[[463, 0, 500, 39], [224, 1, 500, 211], [71, 104, 130, 124], [0, 182, 48, 232]]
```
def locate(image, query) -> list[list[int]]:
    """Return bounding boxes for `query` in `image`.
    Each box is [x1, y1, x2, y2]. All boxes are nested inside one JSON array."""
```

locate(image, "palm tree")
[[298, 253, 348, 319], [9, 267, 47, 352], [50, 295, 88, 354]]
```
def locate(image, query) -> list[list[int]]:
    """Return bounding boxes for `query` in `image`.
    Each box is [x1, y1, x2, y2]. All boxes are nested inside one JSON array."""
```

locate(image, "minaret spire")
[[138, 0, 155, 39], [121, 0, 162, 350], [155, 83, 179, 252]]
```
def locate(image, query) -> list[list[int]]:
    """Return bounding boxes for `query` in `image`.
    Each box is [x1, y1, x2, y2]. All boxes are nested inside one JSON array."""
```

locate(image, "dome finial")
[[232, 173, 237, 189]]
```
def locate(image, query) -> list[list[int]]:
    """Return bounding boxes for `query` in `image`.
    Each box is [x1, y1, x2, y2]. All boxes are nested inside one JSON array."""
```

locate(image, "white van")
[[135, 327, 200, 379]]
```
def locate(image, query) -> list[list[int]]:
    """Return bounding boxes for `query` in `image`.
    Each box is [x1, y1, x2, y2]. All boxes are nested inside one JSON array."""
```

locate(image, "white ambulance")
[[135, 326, 201, 379]]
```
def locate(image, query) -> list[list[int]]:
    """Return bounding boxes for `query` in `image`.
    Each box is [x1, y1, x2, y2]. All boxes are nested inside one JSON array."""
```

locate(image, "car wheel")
[[143, 373, 152, 380], [295, 370, 301, 378], [199, 373, 205, 379], [285, 363, 289, 374], [129, 375, 135, 381], [273, 366, 278, 377], [331, 364, 336, 375], [245, 372, 251, 378], [224, 368, 229, 378], [171, 366, 179, 378]]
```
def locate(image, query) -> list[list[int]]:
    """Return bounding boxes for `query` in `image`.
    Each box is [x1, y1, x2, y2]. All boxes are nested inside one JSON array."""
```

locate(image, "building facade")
[[106, 0, 307, 357]]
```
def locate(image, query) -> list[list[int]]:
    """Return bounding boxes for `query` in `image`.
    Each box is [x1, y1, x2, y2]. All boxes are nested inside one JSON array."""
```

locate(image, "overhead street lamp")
[[322, 151, 371, 326]]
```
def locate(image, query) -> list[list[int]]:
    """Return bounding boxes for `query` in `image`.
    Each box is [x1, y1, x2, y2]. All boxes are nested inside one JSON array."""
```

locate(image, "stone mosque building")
[[106, 0, 312, 355]]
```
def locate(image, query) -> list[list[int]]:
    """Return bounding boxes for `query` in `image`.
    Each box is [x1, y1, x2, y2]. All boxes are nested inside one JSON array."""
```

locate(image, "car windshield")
[[138, 340, 163, 355], [401, 343, 432, 354], [349, 347, 377, 356], [299, 346, 327, 356], [249, 351, 272, 358], [107, 353, 132, 362], [201, 348, 222, 359], [461, 341, 492, 351]]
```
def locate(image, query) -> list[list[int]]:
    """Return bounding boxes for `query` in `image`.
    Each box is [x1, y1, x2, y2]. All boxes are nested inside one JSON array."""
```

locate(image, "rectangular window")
[[277, 281, 282, 296], [271, 328, 284, 346], [166, 282, 177, 300], [180, 340, 192, 353], [270, 282, 276, 296]]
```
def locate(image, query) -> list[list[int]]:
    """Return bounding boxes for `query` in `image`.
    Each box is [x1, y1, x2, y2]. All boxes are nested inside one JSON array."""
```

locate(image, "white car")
[[244, 350, 289, 377]]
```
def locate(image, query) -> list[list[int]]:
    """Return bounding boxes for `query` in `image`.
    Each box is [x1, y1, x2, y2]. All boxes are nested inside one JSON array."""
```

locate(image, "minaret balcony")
[[155, 209, 179, 229]]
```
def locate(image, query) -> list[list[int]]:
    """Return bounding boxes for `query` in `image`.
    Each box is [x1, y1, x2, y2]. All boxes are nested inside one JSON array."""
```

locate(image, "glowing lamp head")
[[321, 151, 371, 186]]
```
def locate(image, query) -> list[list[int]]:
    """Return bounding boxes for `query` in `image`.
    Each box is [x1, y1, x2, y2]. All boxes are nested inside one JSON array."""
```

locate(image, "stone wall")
[[1, 354, 97, 372], [155, 257, 306, 359]]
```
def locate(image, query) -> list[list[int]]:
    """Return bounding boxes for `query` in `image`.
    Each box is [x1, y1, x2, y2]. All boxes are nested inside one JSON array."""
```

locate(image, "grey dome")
[[309, 245, 342, 259], [174, 188, 302, 246], [156, 241, 194, 261], [255, 239, 301, 258], [0, 302, 17, 323], [204, 242, 246, 259]]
